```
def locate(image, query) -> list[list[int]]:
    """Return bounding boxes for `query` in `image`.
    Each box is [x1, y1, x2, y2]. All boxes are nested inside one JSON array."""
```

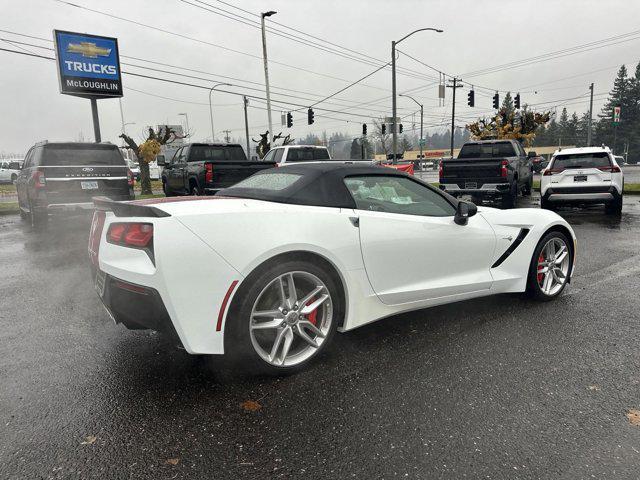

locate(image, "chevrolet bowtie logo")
[[67, 42, 111, 58]]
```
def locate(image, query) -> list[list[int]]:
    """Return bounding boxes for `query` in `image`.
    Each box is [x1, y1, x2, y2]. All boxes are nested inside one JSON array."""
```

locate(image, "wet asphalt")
[[1, 195, 640, 479]]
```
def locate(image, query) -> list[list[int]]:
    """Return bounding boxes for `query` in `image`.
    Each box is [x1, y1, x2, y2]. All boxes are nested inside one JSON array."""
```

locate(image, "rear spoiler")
[[92, 196, 171, 218]]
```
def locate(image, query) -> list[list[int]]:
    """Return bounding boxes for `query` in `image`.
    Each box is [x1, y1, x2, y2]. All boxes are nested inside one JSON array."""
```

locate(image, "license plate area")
[[465, 182, 477, 189], [81, 181, 99, 190], [574, 175, 587, 182], [95, 269, 106, 298]]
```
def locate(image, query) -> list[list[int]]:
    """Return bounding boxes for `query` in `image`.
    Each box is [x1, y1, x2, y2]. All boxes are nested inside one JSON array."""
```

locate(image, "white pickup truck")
[[0, 160, 22, 184], [262, 145, 331, 165]]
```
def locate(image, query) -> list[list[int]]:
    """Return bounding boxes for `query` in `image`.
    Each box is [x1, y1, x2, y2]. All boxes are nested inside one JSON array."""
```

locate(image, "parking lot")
[[2, 195, 640, 479]]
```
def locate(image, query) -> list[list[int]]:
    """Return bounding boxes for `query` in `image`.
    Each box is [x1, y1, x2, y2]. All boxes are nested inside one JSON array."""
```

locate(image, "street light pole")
[[587, 83, 594, 146], [209, 82, 232, 142], [399, 94, 424, 161], [391, 27, 443, 164], [261, 11, 277, 144]]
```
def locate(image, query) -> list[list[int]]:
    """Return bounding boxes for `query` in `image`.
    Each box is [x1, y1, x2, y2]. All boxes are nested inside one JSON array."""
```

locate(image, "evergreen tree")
[[595, 65, 629, 153], [349, 139, 362, 159], [501, 92, 515, 114]]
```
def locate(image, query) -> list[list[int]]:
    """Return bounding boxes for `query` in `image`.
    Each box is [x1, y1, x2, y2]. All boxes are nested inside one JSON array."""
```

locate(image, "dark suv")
[[16, 142, 134, 226]]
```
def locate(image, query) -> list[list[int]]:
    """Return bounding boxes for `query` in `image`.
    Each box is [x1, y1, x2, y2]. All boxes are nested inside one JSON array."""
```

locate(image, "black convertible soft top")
[[217, 162, 448, 209]]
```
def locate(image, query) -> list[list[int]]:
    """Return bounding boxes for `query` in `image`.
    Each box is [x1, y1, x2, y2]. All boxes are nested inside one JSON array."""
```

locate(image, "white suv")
[[540, 146, 623, 214], [0, 160, 22, 184]]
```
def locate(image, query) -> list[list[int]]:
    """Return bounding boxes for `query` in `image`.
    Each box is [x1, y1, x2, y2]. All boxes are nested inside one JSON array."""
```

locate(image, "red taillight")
[[107, 222, 153, 248], [598, 165, 621, 173], [127, 169, 134, 187], [33, 169, 46, 189], [500, 160, 508, 178], [438, 162, 443, 179], [88, 210, 106, 266], [205, 163, 214, 183], [543, 168, 564, 176]]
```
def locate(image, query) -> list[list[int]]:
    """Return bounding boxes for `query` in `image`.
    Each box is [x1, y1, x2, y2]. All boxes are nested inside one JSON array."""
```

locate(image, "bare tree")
[[120, 126, 185, 195], [372, 119, 390, 155]]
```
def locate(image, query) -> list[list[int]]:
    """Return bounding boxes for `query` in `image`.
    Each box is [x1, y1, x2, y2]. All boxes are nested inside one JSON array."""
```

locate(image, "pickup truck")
[[159, 143, 275, 196], [439, 139, 534, 208], [262, 145, 331, 165]]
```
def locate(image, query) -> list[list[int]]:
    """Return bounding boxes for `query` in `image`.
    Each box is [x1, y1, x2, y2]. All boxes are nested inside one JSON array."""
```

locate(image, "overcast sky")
[[1, 0, 639, 155]]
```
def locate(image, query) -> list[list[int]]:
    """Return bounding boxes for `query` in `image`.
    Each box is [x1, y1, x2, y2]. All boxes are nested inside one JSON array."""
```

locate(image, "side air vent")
[[491, 228, 530, 268]]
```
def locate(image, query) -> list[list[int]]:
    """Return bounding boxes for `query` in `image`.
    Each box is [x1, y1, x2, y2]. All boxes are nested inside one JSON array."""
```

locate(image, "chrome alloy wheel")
[[249, 271, 333, 367], [537, 237, 570, 296]]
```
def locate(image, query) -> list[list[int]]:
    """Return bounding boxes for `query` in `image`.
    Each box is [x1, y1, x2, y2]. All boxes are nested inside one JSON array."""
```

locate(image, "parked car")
[[127, 160, 140, 181], [439, 139, 534, 208], [531, 155, 548, 173], [262, 145, 331, 165], [614, 155, 626, 166], [127, 160, 160, 182], [0, 160, 22, 184], [540, 146, 623, 214], [89, 162, 575, 374], [159, 143, 275, 196], [16, 142, 134, 227]]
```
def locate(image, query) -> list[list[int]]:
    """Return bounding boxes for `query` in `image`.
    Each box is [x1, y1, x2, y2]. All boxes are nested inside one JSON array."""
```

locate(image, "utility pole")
[[243, 96, 251, 159], [447, 77, 463, 157], [178, 113, 190, 138], [587, 83, 594, 146], [391, 27, 443, 164], [223, 130, 231, 143], [261, 11, 277, 144]]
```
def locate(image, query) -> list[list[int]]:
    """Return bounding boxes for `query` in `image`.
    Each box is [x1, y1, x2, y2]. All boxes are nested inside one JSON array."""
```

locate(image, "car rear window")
[[551, 152, 611, 169], [287, 148, 330, 161], [458, 142, 516, 159], [42, 145, 125, 166], [189, 145, 247, 161], [231, 172, 302, 191]]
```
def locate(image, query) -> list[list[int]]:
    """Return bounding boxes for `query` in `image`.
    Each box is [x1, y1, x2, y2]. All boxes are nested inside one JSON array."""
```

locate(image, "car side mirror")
[[156, 155, 166, 166], [527, 151, 537, 158], [454, 201, 477, 226]]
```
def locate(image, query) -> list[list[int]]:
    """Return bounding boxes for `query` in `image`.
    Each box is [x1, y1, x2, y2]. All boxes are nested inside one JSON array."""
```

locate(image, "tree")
[[401, 135, 412, 152], [501, 91, 515, 115], [372, 119, 390, 154], [120, 126, 183, 195], [467, 105, 551, 147], [349, 139, 362, 159], [595, 65, 630, 153]]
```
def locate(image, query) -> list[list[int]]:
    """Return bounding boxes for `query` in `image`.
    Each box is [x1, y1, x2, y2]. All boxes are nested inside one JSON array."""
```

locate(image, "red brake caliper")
[[537, 253, 545, 284], [305, 298, 319, 326]]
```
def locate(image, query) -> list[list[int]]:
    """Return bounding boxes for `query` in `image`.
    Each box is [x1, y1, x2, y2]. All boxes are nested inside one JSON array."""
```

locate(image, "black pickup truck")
[[439, 139, 535, 208], [159, 143, 275, 196]]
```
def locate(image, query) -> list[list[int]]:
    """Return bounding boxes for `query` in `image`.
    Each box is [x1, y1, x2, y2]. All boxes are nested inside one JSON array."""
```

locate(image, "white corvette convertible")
[[89, 163, 576, 373]]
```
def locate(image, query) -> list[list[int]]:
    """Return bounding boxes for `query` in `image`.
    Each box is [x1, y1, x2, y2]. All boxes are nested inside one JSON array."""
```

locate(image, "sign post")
[[613, 105, 621, 125], [53, 30, 123, 142]]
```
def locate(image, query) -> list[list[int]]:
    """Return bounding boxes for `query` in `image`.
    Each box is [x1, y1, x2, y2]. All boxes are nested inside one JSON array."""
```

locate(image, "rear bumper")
[[36, 194, 135, 214], [93, 268, 181, 340], [542, 185, 621, 204], [440, 182, 511, 197]]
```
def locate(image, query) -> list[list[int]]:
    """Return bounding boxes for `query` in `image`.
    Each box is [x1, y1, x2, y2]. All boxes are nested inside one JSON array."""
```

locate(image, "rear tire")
[[224, 258, 342, 375], [501, 183, 517, 209], [527, 231, 572, 301], [522, 176, 533, 196], [540, 197, 555, 211], [29, 203, 47, 230], [605, 195, 622, 215], [162, 179, 172, 197], [189, 182, 200, 196]]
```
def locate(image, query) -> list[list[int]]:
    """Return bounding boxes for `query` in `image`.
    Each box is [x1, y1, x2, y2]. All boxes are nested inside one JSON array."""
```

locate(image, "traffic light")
[[381, 124, 386, 135], [307, 108, 314, 125], [286, 112, 293, 128], [492, 92, 500, 109], [399, 124, 403, 133], [362, 123, 367, 135], [514, 93, 521, 109], [467, 89, 475, 107]]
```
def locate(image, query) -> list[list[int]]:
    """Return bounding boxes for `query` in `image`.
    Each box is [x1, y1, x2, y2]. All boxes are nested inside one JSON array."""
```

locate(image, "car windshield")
[[286, 148, 330, 161], [189, 145, 247, 161], [42, 145, 125, 166], [458, 142, 516, 159], [552, 152, 611, 169]]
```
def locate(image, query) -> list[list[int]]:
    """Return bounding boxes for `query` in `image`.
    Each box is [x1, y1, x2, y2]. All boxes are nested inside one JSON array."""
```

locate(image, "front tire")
[[527, 231, 572, 301], [225, 259, 342, 375]]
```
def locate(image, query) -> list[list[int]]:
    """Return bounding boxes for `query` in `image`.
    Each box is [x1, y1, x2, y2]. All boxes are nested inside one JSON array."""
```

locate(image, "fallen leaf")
[[627, 409, 640, 426], [588, 385, 600, 391], [80, 435, 97, 445], [240, 400, 262, 412], [165, 458, 180, 466]]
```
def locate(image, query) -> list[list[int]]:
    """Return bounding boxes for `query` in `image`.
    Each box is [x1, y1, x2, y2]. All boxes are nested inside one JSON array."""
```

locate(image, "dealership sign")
[[53, 30, 122, 98]]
